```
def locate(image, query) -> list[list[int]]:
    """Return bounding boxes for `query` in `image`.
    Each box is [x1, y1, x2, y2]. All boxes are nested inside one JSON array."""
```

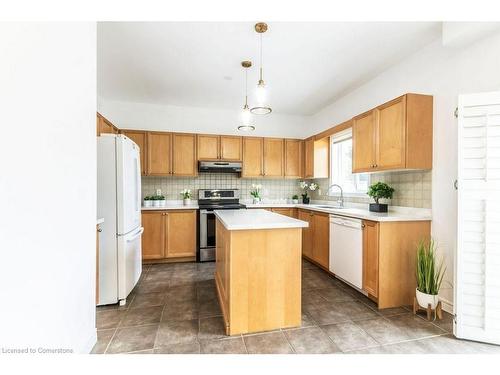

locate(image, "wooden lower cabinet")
[[362, 220, 379, 298], [141, 210, 196, 261], [361, 219, 431, 309], [270, 208, 297, 218], [311, 212, 329, 269], [298, 209, 313, 260]]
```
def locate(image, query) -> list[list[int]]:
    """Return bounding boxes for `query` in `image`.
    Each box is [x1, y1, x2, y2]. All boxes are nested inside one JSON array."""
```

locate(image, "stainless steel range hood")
[[198, 161, 242, 173]]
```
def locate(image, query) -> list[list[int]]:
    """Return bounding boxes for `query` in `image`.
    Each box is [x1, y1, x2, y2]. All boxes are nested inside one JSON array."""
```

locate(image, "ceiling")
[[97, 22, 441, 116]]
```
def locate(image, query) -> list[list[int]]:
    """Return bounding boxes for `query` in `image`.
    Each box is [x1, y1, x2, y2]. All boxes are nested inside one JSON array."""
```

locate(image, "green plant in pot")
[[367, 182, 395, 212], [292, 194, 299, 204], [143, 195, 152, 208], [416, 239, 445, 309]]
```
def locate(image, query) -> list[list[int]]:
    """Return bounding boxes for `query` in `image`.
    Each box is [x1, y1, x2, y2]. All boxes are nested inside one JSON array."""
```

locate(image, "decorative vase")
[[416, 288, 439, 310], [143, 200, 152, 208], [153, 200, 160, 207], [252, 197, 260, 204], [159, 200, 166, 207], [369, 203, 388, 213], [183, 198, 191, 206], [302, 196, 310, 204], [292, 199, 299, 204]]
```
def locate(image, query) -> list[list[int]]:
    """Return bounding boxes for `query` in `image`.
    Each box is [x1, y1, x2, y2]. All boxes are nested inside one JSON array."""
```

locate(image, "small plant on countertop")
[[250, 184, 262, 203], [292, 194, 299, 204], [367, 182, 394, 212], [299, 181, 318, 204], [143, 195, 152, 207], [180, 189, 192, 200]]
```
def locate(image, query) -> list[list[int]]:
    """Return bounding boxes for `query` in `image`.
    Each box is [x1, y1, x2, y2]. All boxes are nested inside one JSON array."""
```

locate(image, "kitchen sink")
[[314, 205, 345, 209]]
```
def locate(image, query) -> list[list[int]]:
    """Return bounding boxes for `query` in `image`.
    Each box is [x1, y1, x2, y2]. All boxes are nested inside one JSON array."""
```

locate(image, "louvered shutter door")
[[455, 91, 500, 345]]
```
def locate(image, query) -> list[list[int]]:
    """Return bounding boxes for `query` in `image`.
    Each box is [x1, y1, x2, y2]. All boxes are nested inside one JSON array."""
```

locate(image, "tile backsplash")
[[142, 170, 432, 208], [141, 174, 303, 201], [309, 170, 432, 208]]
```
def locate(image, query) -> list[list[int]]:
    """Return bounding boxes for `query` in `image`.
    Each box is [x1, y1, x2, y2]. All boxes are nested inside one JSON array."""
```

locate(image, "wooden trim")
[[314, 119, 353, 141]]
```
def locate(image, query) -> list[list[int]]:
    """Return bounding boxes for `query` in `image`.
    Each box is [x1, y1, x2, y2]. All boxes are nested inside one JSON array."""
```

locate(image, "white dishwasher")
[[329, 215, 363, 289]]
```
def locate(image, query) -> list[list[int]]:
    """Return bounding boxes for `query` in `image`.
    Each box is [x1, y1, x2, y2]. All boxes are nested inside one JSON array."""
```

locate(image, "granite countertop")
[[214, 209, 309, 231]]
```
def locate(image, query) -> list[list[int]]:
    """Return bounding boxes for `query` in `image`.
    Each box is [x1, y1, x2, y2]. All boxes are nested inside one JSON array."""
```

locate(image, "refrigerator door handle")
[[126, 227, 144, 242]]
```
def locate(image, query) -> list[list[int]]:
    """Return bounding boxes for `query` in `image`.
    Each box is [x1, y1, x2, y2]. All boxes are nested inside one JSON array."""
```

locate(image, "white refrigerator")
[[97, 134, 143, 306]]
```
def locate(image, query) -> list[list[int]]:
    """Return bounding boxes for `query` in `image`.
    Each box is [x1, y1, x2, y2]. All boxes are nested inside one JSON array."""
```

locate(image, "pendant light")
[[238, 60, 255, 131], [251, 22, 272, 115]]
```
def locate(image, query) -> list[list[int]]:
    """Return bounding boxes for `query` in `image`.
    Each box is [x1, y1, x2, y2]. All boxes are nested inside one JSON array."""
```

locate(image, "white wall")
[[0, 23, 97, 353], [309, 32, 500, 310], [97, 98, 308, 139]]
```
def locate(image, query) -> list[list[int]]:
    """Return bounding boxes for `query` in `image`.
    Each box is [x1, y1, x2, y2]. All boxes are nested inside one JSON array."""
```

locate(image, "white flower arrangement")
[[180, 189, 192, 199], [250, 183, 262, 198], [309, 182, 318, 191], [299, 181, 308, 190]]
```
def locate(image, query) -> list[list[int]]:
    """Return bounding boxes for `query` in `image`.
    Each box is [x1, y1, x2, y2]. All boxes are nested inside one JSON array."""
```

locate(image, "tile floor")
[[93, 260, 500, 354]]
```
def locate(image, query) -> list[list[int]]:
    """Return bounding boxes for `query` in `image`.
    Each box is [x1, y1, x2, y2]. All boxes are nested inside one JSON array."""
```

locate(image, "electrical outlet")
[[156, 189, 162, 196]]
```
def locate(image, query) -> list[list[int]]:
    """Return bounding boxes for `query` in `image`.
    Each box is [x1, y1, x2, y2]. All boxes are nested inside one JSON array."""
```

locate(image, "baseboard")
[[439, 296, 453, 314]]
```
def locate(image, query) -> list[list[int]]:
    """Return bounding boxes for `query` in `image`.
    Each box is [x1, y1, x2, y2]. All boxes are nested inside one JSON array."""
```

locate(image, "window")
[[329, 129, 369, 195]]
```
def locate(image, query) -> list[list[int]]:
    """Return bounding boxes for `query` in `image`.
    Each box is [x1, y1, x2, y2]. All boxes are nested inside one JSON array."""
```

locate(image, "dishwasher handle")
[[329, 215, 363, 229]]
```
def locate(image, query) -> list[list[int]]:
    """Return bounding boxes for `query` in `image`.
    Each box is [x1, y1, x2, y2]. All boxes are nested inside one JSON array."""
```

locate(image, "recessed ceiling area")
[[97, 22, 442, 116]]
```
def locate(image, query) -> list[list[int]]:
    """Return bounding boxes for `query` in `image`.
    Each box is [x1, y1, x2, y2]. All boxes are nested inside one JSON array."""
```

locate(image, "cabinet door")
[[298, 210, 312, 258], [197, 134, 220, 160], [363, 220, 379, 297], [141, 211, 166, 260], [352, 110, 376, 172], [242, 137, 263, 177], [284, 139, 302, 178], [220, 136, 242, 161], [147, 132, 172, 175], [304, 138, 314, 178], [99, 117, 115, 135], [172, 133, 197, 176], [166, 210, 197, 258], [272, 208, 294, 218], [121, 130, 147, 175], [376, 96, 406, 170], [263, 138, 284, 177], [312, 213, 329, 269]]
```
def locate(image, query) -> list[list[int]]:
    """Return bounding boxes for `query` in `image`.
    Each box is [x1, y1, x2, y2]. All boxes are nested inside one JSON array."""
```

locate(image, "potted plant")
[[299, 181, 318, 204], [152, 195, 166, 207], [143, 196, 152, 208], [292, 194, 299, 204], [367, 182, 395, 212], [416, 239, 445, 309], [250, 184, 262, 204], [181, 189, 192, 206]]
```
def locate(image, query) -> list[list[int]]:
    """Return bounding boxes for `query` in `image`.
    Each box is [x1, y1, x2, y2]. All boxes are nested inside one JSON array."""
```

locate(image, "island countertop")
[[214, 208, 309, 231]]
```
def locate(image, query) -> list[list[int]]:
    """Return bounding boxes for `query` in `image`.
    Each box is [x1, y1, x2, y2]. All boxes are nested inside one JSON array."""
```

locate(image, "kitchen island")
[[214, 209, 308, 335]]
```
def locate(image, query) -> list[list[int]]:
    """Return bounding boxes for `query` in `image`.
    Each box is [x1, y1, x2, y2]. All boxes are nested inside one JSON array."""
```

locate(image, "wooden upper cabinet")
[[312, 212, 329, 269], [197, 134, 220, 160], [304, 137, 314, 178], [121, 130, 147, 175], [353, 94, 433, 173], [147, 132, 172, 175], [166, 210, 197, 258], [284, 139, 302, 178], [141, 211, 166, 260], [362, 220, 379, 298], [263, 138, 284, 177], [353, 110, 377, 172], [220, 135, 242, 161], [172, 133, 197, 176], [97, 113, 119, 136], [376, 96, 406, 170], [242, 137, 264, 177]]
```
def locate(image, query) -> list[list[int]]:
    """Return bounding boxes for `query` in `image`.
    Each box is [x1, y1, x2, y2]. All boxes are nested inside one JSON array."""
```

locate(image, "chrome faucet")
[[326, 184, 344, 208]]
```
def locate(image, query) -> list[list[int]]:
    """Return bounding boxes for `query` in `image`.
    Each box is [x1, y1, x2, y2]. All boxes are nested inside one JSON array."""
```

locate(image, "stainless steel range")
[[197, 189, 246, 262]]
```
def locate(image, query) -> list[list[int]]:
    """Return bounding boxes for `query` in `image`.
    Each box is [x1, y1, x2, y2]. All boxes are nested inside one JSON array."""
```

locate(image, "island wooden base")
[[215, 220, 302, 335]]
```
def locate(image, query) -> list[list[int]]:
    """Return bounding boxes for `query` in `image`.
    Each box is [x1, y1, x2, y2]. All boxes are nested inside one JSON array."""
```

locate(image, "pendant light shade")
[[238, 60, 255, 132], [251, 22, 272, 115]]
